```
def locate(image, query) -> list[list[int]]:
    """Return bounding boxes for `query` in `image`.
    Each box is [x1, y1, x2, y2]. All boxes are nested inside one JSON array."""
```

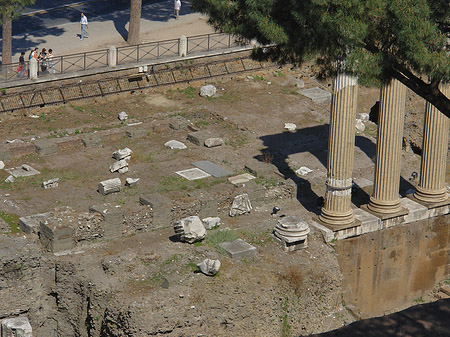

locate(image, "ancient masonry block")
[[81, 134, 102, 148], [98, 178, 121, 195], [34, 139, 58, 156], [273, 216, 310, 252], [187, 130, 215, 146], [1, 316, 33, 337], [89, 203, 123, 240], [126, 129, 148, 138], [140, 194, 172, 228], [219, 239, 257, 259], [40, 218, 75, 253], [169, 116, 190, 130], [19, 212, 50, 234]]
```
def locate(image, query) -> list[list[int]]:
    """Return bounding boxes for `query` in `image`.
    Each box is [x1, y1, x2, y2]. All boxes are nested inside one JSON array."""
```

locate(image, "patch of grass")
[[238, 228, 272, 246], [280, 87, 298, 95], [164, 253, 183, 265], [281, 298, 291, 337], [444, 277, 450, 286], [70, 104, 86, 112], [39, 112, 55, 123], [157, 176, 226, 193], [0, 211, 20, 233], [204, 228, 239, 254], [273, 70, 285, 77], [185, 261, 198, 272], [131, 151, 153, 163], [254, 74, 264, 81], [183, 86, 196, 99], [363, 123, 377, 137], [226, 134, 248, 149], [194, 120, 210, 128], [254, 175, 278, 188]]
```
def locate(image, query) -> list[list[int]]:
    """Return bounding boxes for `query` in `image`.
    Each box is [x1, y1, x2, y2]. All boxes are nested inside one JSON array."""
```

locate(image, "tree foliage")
[[1, 0, 35, 64], [192, 0, 450, 116]]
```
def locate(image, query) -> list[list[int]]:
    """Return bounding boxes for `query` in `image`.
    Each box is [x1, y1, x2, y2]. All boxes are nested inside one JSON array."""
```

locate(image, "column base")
[[409, 193, 450, 210], [367, 196, 403, 216], [361, 204, 409, 220], [314, 216, 361, 232], [413, 187, 448, 206], [318, 207, 356, 228]]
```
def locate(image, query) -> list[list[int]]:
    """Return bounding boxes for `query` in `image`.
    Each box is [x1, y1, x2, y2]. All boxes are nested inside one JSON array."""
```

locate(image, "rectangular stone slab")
[[176, 168, 210, 180], [6, 165, 40, 178], [219, 239, 257, 259], [298, 87, 332, 104], [192, 160, 232, 178]]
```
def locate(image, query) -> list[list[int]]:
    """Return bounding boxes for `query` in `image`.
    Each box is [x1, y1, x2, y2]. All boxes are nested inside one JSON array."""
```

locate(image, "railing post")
[[108, 46, 117, 67], [208, 34, 210, 51], [30, 58, 38, 80], [157, 42, 160, 58], [228, 34, 231, 47], [60, 56, 63, 74], [137, 44, 140, 62], [179, 35, 187, 57], [84, 52, 86, 70]]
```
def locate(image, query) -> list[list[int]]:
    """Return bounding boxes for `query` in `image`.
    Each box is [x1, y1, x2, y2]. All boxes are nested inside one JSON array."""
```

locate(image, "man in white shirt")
[[80, 13, 88, 40], [174, 0, 181, 19]]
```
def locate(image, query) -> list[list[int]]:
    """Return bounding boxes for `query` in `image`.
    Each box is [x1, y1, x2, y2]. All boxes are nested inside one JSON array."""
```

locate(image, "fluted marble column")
[[319, 72, 358, 227], [368, 78, 406, 214], [414, 84, 450, 204]]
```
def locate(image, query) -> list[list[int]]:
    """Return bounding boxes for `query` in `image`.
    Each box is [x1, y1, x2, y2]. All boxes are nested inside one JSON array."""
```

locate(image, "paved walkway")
[[11, 0, 214, 62]]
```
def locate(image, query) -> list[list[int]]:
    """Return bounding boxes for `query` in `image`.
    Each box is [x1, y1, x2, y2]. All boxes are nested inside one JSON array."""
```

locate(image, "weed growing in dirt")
[[254, 74, 264, 81], [164, 254, 183, 265], [39, 112, 55, 123], [185, 261, 198, 272], [281, 298, 292, 337], [238, 228, 272, 245], [0, 211, 20, 233], [273, 70, 285, 77], [280, 87, 298, 95], [194, 120, 210, 128], [279, 265, 303, 297], [226, 134, 248, 149], [70, 104, 86, 112], [413, 296, 425, 304]]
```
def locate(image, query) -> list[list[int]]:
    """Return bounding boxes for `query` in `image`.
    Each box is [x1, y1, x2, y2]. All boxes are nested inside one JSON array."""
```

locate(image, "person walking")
[[17, 52, 26, 78], [80, 12, 88, 40], [174, 0, 181, 19], [38, 48, 47, 73], [47, 49, 55, 74]]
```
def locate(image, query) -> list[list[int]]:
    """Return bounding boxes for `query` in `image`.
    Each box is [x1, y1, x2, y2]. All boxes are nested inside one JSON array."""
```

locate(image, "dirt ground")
[[0, 62, 445, 336]]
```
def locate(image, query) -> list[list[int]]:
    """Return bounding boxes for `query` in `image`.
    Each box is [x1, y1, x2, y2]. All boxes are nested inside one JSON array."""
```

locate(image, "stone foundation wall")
[[336, 214, 450, 318]]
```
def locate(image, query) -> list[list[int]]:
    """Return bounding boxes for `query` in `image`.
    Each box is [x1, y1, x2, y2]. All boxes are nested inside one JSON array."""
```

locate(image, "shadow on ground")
[[309, 299, 450, 337]]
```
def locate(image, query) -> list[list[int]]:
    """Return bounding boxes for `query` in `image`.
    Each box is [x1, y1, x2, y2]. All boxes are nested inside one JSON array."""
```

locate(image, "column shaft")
[[319, 73, 358, 226], [368, 78, 406, 214], [414, 84, 450, 203]]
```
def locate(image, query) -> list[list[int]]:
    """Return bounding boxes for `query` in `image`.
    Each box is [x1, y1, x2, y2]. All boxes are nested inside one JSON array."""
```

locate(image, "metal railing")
[[0, 33, 246, 85]]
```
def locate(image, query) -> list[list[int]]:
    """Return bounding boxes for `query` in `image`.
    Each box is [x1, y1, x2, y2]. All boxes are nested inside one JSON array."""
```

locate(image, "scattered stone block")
[[118, 167, 128, 174], [5, 175, 14, 183], [169, 116, 190, 130], [125, 177, 140, 187], [241, 180, 266, 207], [219, 239, 257, 259], [299, 87, 332, 104], [126, 129, 147, 138], [200, 84, 217, 97], [176, 168, 211, 180], [6, 164, 40, 178], [202, 217, 221, 229], [40, 218, 75, 252], [112, 148, 132, 160], [140, 193, 172, 228], [98, 178, 121, 195], [0, 161, 4, 170], [192, 160, 232, 178], [110, 158, 130, 173], [273, 216, 310, 252], [34, 139, 57, 156], [284, 123, 297, 131], [1, 316, 33, 337], [355, 119, 365, 133], [197, 259, 221, 276], [229, 193, 252, 216], [90, 203, 123, 239], [118, 111, 128, 121], [19, 213, 50, 234], [42, 178, 59, 189], [164, 140, 187, 149], [204, 138, 224, 148], [187, 130, 214, 146], [174, 216, 206, 243], [228, 173, 255, 185], [359, 113, 370, 122], [296, 166, 313, 176], [81, 134, 102, 147]]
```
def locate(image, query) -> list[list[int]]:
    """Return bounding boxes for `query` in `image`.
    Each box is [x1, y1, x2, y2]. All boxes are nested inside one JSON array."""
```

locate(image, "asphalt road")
[[4, 0, 162, 38]]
